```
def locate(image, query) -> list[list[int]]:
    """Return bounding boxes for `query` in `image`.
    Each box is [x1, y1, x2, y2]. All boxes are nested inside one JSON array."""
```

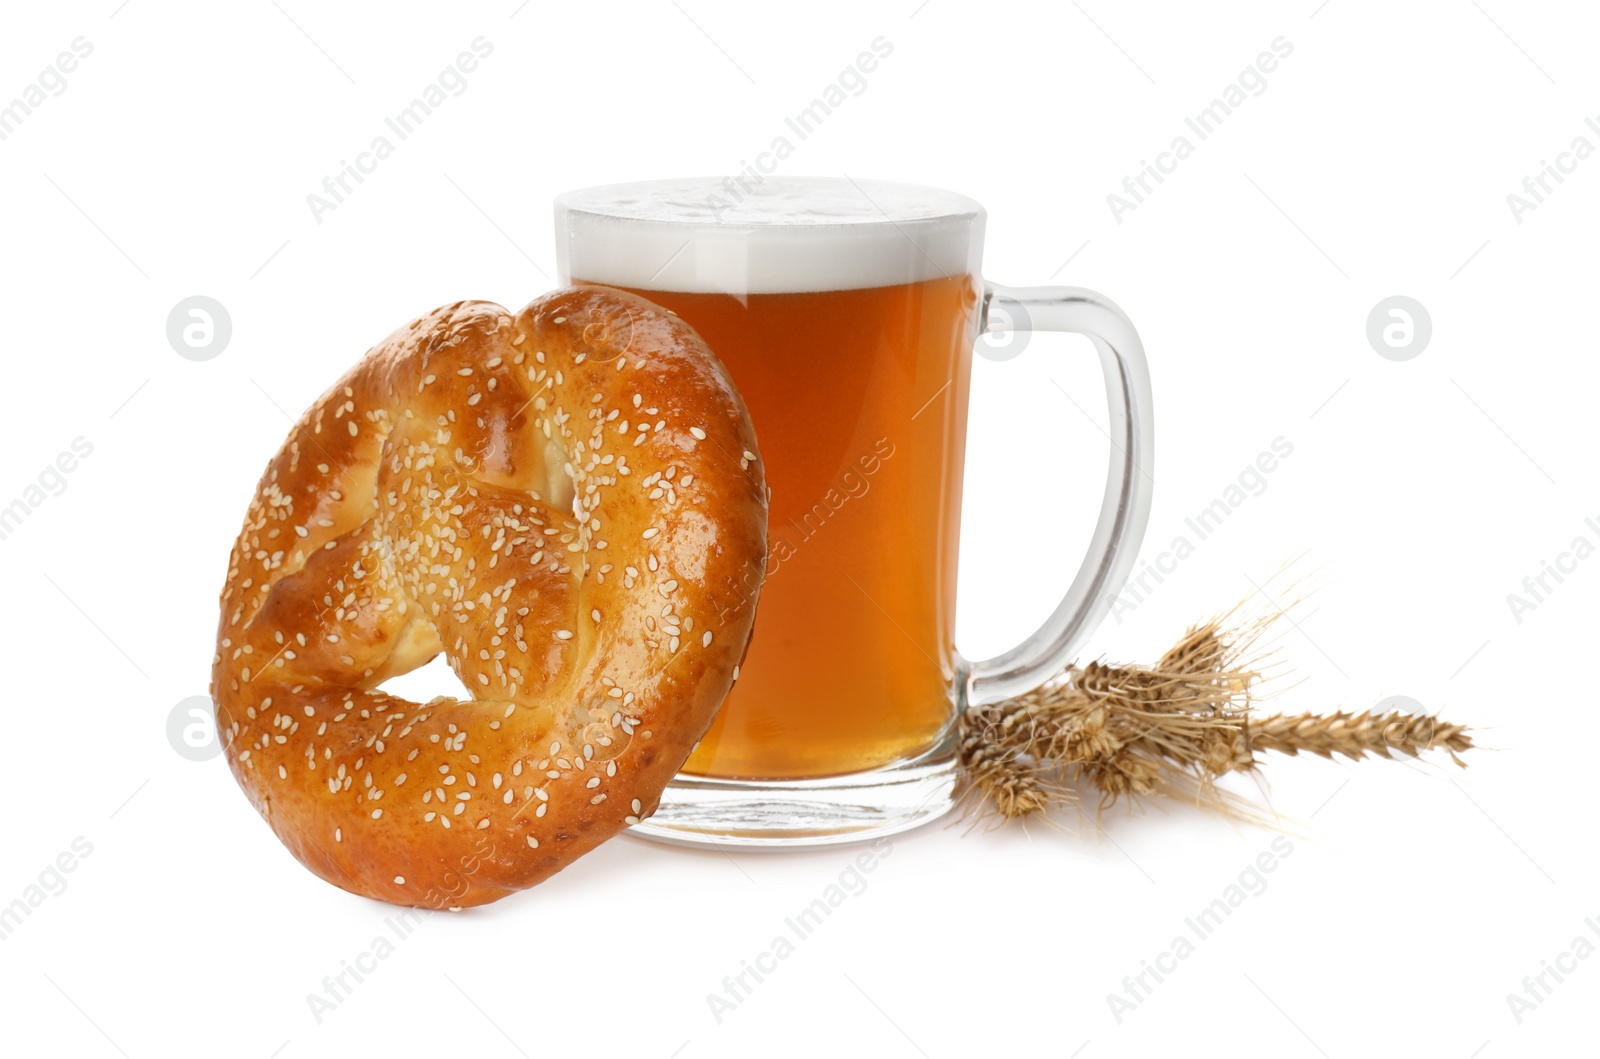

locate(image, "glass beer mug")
[[555, 178, 1153, 847]]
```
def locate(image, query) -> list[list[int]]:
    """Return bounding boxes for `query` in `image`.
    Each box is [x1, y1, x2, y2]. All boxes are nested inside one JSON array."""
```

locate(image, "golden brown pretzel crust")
[[211, 287, 766, 907]]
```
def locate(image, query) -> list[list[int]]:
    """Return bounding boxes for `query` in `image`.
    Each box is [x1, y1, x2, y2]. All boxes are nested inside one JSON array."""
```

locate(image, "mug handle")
[[965, 283, 1155, 707]]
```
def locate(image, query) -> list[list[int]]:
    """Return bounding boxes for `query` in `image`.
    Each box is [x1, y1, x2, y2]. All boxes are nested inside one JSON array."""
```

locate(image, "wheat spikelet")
[[1247, 710, 1473, 765], [958, 606, 1475, 822], [958, 718, 1057, 820]]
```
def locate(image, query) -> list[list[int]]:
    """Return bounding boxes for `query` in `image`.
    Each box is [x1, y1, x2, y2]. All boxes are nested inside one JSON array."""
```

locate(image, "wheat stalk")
[[958, 606, 1474, 822]]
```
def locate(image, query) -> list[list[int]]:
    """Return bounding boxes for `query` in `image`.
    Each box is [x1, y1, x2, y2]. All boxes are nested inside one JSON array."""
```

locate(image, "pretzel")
[[211, 287, 767, 907]]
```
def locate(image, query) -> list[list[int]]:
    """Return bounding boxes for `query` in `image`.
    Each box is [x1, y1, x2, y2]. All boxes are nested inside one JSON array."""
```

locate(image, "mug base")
[[627, 736, 961, 849]]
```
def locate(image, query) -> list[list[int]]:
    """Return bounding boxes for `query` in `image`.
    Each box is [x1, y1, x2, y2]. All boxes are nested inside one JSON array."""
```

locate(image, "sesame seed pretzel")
[[212, 287, 767, 907]]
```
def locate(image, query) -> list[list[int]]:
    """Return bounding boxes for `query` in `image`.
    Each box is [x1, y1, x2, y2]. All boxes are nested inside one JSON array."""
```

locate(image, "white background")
[[1, 1, 1594, 1056]]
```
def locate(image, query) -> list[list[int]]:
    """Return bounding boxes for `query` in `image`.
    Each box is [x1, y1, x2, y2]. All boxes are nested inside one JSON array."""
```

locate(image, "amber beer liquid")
[[557, 177, 1155, 845], [589, 277, 980, 779]]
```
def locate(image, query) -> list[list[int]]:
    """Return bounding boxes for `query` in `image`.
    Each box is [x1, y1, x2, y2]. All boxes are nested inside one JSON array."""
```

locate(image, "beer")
[[560, 178, 986, 782], [587, 276, 980, 778]]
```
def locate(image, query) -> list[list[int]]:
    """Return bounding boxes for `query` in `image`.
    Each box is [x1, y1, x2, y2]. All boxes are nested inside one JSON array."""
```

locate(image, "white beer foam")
[[555, 177, 985, 295]]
